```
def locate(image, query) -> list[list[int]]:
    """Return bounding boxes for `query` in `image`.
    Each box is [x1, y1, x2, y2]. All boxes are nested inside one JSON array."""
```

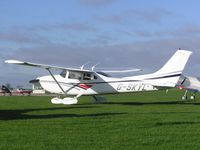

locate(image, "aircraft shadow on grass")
[[0, 106, 126, 121], [104, 101, 200, 105], [1, 100, 200, 121], [137, 120, 200, 128], [155, 121, 200, 127]]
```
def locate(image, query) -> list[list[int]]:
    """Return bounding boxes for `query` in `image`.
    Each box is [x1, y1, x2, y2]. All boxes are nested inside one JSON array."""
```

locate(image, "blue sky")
[[1, 0, 200, 86]]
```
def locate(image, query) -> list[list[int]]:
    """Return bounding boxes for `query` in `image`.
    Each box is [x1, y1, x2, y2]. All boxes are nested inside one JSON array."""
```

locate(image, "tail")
[[151, 49, 192, 87]]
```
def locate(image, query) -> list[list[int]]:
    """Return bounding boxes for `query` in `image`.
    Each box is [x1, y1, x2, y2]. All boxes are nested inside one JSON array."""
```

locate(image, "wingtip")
[[5, 60, 25, 64]]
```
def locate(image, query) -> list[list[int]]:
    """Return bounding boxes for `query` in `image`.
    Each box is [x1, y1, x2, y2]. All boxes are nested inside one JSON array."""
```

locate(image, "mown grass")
[[1, 89, 200, 150]]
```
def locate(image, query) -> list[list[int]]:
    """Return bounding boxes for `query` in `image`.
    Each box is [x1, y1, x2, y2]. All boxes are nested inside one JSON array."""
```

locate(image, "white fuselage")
[[37, 71, 180, 96]]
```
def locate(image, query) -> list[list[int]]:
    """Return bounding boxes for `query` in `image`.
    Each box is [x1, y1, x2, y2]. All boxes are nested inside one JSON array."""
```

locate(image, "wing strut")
[[46, 68, 67, 96]]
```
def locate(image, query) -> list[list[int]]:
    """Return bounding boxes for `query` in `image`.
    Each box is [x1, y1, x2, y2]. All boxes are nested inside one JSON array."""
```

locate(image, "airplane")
[[5, 49, 192, 105], [0, 85, 32, 96], [177, 75, 200, 100], [1, 85, 12, 96]]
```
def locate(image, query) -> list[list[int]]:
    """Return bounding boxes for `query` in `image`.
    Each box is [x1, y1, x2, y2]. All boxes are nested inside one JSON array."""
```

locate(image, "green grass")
[[1, 89, 200, 150]]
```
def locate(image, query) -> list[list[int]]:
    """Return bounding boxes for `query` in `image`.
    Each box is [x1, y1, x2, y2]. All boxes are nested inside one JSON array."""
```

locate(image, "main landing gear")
[[92, 95, 107, 103], [181, 90, 196, 101]]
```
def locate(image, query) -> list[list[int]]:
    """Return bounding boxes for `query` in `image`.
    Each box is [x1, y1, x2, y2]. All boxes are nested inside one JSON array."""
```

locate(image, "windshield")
[[60, 70, 67, 78]]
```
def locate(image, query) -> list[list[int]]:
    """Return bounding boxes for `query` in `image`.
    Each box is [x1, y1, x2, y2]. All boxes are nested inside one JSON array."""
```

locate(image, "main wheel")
[[182, 96, 187, 100], [190, 95, 195, 100]]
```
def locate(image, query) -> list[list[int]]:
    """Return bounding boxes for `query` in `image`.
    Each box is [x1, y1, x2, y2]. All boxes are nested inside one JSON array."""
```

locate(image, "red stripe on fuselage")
[[79, 84, 93, 90]]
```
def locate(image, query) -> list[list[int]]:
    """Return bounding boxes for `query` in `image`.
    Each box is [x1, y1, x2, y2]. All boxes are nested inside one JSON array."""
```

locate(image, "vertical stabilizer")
[[154, 50, 192, 76], [148, 49, 192, 87]]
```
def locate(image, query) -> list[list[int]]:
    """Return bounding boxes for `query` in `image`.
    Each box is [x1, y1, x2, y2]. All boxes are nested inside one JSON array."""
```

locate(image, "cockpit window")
[[68, 72, 82, 80], [61, 71, 97, 80], [60, 70, 67, 78], [83, 73, 91, 80], [83, 73, 98, 80]]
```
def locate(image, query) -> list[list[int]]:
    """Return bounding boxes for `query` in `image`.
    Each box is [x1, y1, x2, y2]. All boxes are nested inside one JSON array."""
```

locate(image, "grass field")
[[1, 89, 200, 150]]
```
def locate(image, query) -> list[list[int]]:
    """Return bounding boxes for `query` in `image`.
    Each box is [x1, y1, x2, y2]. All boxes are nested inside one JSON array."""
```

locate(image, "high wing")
[[5, 60, 142, 74], [5, 60, 92, 73]]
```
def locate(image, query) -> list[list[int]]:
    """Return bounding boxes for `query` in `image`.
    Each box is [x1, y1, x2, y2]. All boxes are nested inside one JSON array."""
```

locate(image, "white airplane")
[[5, 49, 192, 105], [177, 75, 200, 100]]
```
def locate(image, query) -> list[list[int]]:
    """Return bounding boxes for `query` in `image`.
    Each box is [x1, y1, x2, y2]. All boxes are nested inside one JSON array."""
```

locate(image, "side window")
[[68, 72, 82, 80], [83, 73, 91, 80], [83, 73, 98, 80]]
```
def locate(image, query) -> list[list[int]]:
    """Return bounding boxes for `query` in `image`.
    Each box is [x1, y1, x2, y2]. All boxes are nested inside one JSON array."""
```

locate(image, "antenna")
[[80, 62, 90, 70], [91, 63, 100, 71]]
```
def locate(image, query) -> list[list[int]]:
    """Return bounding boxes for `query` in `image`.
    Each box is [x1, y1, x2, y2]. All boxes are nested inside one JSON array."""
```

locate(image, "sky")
[[1, 0, 200, 87]]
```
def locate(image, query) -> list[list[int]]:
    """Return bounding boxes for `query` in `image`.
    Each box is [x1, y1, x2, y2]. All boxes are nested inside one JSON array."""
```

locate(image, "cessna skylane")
[[5, 49, 192, 105]]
